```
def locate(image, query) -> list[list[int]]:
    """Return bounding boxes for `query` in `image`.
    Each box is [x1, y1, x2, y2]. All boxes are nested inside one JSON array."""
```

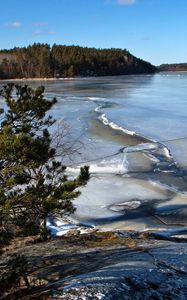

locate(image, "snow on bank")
[[46, 217, 95, 237]]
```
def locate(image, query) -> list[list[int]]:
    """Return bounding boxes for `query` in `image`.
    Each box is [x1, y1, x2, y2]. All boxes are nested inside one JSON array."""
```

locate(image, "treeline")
[[159, 63, 187, 72], [0, 43, 157, 79]]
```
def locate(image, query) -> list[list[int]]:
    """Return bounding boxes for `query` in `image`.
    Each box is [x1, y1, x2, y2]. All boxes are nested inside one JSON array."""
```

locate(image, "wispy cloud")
[[33, 22, 48, 27], [33, 30, 55, 36], [142, 37, 151, 41], [6, 21, 21, 28], [116, 0, 136, 5]]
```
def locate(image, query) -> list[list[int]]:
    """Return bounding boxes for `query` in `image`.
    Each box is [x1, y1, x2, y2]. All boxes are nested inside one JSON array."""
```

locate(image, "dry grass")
[[1, 231, 139, 254], [0, 231, 140, 257], [84, 231, 138, 249], [2, 235, 41, 253]]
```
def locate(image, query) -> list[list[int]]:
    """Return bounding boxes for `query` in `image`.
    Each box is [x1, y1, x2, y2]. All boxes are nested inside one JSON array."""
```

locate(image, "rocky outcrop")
[[1, 232, 187, 299]]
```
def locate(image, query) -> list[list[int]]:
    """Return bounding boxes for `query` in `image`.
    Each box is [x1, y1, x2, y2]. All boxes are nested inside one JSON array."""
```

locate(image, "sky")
[[1, 0, 187, 65]]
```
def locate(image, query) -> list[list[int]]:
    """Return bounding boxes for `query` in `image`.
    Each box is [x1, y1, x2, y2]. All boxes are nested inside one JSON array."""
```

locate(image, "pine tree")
[[0, 83, 89, 240]]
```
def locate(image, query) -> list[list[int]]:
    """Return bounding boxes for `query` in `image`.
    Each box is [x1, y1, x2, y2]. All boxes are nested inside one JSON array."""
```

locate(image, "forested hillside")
[[159, 63, 187, 72], [0, 43, 157, 79]]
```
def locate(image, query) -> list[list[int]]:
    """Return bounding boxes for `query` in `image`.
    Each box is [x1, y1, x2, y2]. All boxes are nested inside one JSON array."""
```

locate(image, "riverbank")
[[1, 230, 187, 299], [0, 77, 76, 81]]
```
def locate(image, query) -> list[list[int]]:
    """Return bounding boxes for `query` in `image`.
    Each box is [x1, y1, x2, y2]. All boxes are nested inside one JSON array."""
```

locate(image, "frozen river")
[[1, 73, 187, 233]]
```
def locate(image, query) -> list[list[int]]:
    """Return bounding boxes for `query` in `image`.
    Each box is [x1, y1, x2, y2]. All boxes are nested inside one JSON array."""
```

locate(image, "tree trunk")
[[40, 217, 48, 241]]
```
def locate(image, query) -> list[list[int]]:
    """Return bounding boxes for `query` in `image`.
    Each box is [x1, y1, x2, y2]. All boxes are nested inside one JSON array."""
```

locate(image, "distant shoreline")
[[159, 70, 187, 73], [0, 73, 157, 82], [3, 71, 187, 82], [1, 71, 187, 82], [0, 77, 77, 81]]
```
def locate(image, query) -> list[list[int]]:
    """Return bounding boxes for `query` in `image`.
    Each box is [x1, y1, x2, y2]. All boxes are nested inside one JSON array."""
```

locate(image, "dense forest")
[[159, 63, 187, 72], [0, 43, 157, 79]]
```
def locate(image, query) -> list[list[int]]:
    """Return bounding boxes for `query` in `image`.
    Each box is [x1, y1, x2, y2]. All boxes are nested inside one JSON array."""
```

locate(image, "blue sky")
[[1, 0, 187, 65]]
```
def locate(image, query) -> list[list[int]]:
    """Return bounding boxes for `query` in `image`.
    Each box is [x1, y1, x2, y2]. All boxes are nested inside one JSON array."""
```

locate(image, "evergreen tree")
[[66, 65, 76, 77], [0, 84, 89, 240]]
